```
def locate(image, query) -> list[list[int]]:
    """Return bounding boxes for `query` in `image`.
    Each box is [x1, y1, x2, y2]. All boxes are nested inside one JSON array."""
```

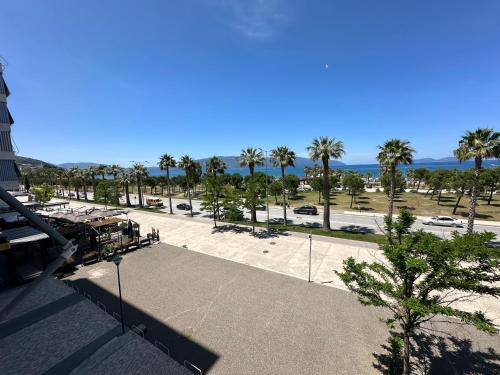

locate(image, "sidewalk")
[[67, 201, 500, 323]]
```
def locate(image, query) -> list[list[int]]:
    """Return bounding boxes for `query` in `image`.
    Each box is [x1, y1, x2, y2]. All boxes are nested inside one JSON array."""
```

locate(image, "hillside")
[[58, 162, 100, 169], [413, 157, 458, 164], [15, 155, 58, 169]]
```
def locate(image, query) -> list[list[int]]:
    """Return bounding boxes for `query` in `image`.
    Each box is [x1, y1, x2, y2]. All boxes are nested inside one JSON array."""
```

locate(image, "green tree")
[[159, 154, 176, 214], [269, 180, 282, 204], [230, 173, 243, 190], [380, 171, 406, 195], [271, 146, 296, 226], [201, 175, 224, 227], [130, 162, 148, 207], [23, 174, 31, 192], [307, 136, 345, 231], [427, 169, 452, 205], [178, 155, 196, 217], [95, 180, 120, 208], [222, 187, 244, 221], [343, 172, 365, 208], [480, 167, 500, 205], [412, 168, 429, 193], [243, 177, 265, 232], [118, 169, 132, 207], [32, 183, 54, 207], [239, 148, 264, 223], [310, 177, 323, 204], [284, 174, 300, 198], [377, 139, 414, 227], [337, 209, 500, 375], [454, 128, 500, 233], [450, 169, 473, 215]]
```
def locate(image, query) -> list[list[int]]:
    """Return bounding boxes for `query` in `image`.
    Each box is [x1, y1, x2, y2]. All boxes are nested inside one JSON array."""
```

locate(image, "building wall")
[[0, 68, 19, 191]]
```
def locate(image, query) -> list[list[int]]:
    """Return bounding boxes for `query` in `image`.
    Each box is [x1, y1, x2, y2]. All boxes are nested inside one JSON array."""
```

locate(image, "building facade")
[[0, 63, 20, 190]]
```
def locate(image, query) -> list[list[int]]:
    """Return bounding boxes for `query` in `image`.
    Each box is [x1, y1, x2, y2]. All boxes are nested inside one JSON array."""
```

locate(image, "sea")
[[147, 160, 498, 178]]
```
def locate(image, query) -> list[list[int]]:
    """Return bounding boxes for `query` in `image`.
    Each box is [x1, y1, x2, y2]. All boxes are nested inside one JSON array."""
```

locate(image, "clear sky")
[[3, 0, 499, 166]]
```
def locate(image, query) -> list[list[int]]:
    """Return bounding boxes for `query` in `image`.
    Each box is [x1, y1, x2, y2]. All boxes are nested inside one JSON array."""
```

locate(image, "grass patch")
[[231, 220, 386, 245]]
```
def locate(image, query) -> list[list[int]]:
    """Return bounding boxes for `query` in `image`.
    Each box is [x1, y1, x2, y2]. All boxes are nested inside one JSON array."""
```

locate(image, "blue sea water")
[[148, 160, 498, 178]]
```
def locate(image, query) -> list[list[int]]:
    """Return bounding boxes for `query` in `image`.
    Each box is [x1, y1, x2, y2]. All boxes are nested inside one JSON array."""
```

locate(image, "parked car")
[[255, 204, 267, 211], [176, 203, 191, 210], [423, 216, 464, 227], [68, 192, 75, 197], [293, 205, 318, 215], [147, 198, 164, 207], [297, 185, 313, 192]]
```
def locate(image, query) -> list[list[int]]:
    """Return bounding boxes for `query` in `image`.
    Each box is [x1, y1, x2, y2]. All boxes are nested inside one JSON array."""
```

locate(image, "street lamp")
[[258, 148, 271, 232], [113, 255, 126, 334]]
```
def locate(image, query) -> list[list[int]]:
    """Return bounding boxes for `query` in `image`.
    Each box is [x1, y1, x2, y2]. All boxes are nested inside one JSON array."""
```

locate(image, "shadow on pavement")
[[211, 224, 289, 239], [339, 225, 376, 234], [373, 330, 500, 374], [68, 278, 220, 373]]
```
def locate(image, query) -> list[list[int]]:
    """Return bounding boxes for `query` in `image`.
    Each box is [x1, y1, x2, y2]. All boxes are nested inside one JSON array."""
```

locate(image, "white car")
[[297, 185, 313, 192], [423, 216, 464, 227]]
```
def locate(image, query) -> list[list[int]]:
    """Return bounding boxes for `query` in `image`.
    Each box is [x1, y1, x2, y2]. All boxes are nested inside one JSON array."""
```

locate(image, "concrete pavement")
[[67, 200, 500, 324]]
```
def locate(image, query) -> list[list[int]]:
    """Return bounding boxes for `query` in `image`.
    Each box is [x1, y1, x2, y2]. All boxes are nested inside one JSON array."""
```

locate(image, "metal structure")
[[0, 185, 78, 320], [0, 62, 20, 190]]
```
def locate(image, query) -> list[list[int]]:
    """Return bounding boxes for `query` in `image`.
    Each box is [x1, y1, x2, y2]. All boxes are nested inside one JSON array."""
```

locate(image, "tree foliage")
[[32, 183, 54, 206], [337, 209, 500, 374]]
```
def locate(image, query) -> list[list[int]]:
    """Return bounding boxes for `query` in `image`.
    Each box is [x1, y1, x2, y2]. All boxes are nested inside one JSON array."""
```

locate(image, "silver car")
[[423, 216, 464, 227]]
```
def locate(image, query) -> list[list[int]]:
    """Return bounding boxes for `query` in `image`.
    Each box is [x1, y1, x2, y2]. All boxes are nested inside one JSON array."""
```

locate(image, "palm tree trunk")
[[322, 158, 331, 231], [250, 166, 257, 223], [281, 166, 287, 226], [350, 191, 354, 208], [416, 180, 421, 192], [388, 166, 396, 221], [488, 184, 494, 205], [467, 161, 481, 233], [83, 181, 88, 202], [437, 189, 442, 205], [125, 181, 131, 207], [137, 178, 143, 207], [186, 174, 193, 217], [167, 169, 173, 214]]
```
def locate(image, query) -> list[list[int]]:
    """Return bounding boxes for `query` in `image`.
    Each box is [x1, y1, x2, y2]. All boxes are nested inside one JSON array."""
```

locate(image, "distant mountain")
[[413, 157, 458, 164], [195, 156, 345, 170], [15, 155, 58, 169], [58, 162, 100, 169]]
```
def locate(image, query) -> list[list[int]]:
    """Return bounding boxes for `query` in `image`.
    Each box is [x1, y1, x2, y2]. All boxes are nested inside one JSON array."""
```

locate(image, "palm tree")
[[376, 139, 414, 224], [159, 154, 176, 214], [88, 166, 97, 198], [307, 136, 345, 231], [178, 155, 195, 217], [97, 164, 108, 180], [119, 169, 133, 207], [454, 128, 500, 233], [81, 168, 90, 201], [69, 168, 81, 200], [206, 156, 226, 177], [108, 164, 122, 181], [239, 147, 264, 223], [270, 146, 296, 226], [57, 169, 66, 197], [130, 163, 148, 207]]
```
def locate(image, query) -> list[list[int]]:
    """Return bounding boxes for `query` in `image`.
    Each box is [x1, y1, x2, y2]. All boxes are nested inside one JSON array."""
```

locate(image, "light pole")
[[113, 255, 125, 334], [308, 233, 312, 283], [259, 148, 271, 232]]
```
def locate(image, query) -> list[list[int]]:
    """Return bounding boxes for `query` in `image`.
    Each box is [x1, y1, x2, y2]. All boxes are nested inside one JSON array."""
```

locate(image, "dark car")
[[293, 205, 318, 215], [176, 203, 192, 210]]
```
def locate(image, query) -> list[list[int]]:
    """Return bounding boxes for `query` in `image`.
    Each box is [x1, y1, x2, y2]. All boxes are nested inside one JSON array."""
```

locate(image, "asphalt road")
[[61, 190, 500, 239]]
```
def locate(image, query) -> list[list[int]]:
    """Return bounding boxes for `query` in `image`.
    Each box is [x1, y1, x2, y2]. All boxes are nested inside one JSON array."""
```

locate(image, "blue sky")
[[3, 0, 499, 166]]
